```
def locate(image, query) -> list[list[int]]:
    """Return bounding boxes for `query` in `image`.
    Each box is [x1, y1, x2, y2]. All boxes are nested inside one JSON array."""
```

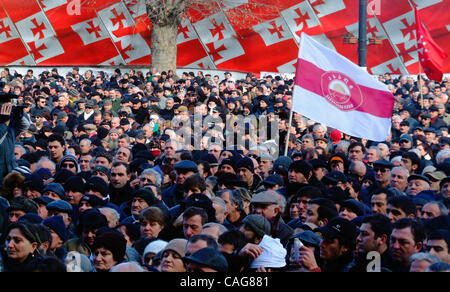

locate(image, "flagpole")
[[418, 61, 424, 109], [284, 104, 294, 157]]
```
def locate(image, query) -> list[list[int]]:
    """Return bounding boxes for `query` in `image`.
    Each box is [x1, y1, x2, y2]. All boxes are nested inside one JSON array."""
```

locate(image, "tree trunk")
[[151, 22, 179, 74]]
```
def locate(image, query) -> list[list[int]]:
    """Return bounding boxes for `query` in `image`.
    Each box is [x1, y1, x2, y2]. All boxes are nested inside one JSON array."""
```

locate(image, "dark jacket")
[[272, 218, 294, 246], [109, 183, 133, 207], [162, 184, 184, 208], [0, 114, 30, 186], [2, 251, 39, 272]]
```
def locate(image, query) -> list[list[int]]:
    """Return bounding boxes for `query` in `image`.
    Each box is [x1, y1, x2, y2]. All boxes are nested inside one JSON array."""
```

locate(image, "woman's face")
[[160, 250, 186, 272], [140, 219, 164, 239], [94, 247, 117, 272], [6, 228, 38, 262]]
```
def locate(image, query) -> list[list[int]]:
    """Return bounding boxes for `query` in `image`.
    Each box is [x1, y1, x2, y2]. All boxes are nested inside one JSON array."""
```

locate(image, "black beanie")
[[289, 160, 313, 179], [96, 126, 109, 140], [64, 176, 85, 194], [236, 156, 254, 172], [92, 231, 127, 262]]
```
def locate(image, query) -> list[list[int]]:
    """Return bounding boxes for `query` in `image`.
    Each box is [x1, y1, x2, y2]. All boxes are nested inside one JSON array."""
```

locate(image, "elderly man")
[[390, 166, 409, 192], [250, 190, 293, 246], [406, 175, 431, 197]]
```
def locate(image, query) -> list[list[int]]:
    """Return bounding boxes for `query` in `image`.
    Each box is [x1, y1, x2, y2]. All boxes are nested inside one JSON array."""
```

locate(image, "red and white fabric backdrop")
[[0, 0, 448, 75]]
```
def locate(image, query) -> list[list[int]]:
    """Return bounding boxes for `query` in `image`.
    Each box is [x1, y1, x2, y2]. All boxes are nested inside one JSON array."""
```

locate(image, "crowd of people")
[[0, 66, 449, 272]]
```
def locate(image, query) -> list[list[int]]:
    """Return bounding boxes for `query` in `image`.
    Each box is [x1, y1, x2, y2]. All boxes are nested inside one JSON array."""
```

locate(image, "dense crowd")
[[0, 66, 449, 272]]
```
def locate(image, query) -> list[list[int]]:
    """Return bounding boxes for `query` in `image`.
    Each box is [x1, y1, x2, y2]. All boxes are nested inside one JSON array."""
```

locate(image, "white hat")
[[250, 235, 287, 269], [143, 240, 168, 256]]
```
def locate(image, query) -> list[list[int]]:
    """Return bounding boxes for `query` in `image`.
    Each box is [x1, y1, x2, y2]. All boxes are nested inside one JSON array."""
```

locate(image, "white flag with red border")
[[292, 33, 394, 141]]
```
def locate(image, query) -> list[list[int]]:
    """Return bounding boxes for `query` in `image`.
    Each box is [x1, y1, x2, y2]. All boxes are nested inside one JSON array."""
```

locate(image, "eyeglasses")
[[62, 163, 76, 169], [374, 167, 389, 173]]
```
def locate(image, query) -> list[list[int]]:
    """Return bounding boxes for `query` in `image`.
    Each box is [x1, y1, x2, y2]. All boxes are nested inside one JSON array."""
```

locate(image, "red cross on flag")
[[292, 33, 395, 142], [414, 6, 448, 82]]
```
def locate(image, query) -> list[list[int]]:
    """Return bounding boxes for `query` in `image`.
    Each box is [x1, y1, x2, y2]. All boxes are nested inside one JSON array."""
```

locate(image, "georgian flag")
[[414, 5, 448, 81], [292, 33, 395, 142]]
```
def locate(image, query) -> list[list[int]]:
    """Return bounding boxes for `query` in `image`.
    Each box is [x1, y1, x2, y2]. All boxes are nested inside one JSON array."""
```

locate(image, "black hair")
[[77, 209, 108, 236], [27, 256, 67, 272], [48, 134, 65, 147], [392, 218, 425, 244], [218, 230, 248, 253], [373, 188, 395, 200], [112, 161, 131, 175], [427, 229, 450, 251], [183, 175, 207, 194], [388, 196, 416, 217], [361, 214, 393, 240], [188, 234, 218, 251], [348, 141, 366, 154], [308, 198, 338, 222], [183, 207, 208, 225]]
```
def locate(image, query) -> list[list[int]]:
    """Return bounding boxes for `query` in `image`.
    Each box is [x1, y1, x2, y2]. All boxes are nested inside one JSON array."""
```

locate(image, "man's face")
[[301, 139, 314, 150], [390, 169, 409, 191], [48, 141, 65, 160], [237, 167, 253, 186], [131, 197, 149, 217], [220, 192, 235, 215], [339, 207, 359, 221], [421, 203, 441, 220], [425, 239, 450, 264], [110, 165, 129, 189], [366, 149, 379, 163], [95, 157, 110, 169], [387, 204, 409, 223], [441, 182, 450, 199], [356, 223, 383, 254], [164, 142, 176, 158], [288, 170, 308, 184], [320, 237, 347, 261], [390, 227, 421, 265], [8, 210, 26, 223], [80, 141, 91, 154], [79, 155, 92, 172], [349, 146, 364, 162], [374, 167, 391, 186], [251, 203, 279, 222], [306, 203, 320, 226], [176, 170, 194, 185], [185, 240, 208, 257], [371, 193, 388, 215], [406, 179, 430, 196], [183, 215, 203, 240], [115, 148, 131, 163]]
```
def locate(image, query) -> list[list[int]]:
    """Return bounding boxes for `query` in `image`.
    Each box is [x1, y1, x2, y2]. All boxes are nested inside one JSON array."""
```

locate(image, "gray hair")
[[390, 156, 403, 165], [409, 252, 441, 264], [335, 140, 351, 156], [424, 201, 448, 217], [99, 207, 120, 227], [80, 138, 92, 147], [436, 149, 450, 165], [202, 222, 228, 237], [15, 145, 26, 156], [110, 262, 146, 272], [217, 189, 244, 211], [211, 197, 227, 216], [408, 148, 422, 159], [141, 168, 162, 186], [36, 157, 56, 172], [391, 166, 410, 177], [368, 146, 382, 159]]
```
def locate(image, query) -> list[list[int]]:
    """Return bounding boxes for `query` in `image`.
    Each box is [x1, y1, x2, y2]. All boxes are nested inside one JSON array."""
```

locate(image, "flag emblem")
[[321, 71, 363, 112]]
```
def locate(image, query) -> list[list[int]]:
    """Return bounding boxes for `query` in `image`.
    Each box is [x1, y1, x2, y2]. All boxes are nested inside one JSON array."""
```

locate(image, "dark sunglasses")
[[374, 167, 389, 173]]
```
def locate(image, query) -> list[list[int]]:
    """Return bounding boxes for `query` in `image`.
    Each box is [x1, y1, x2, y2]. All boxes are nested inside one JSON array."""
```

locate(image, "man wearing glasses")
[[373, 160, 394, 189]]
